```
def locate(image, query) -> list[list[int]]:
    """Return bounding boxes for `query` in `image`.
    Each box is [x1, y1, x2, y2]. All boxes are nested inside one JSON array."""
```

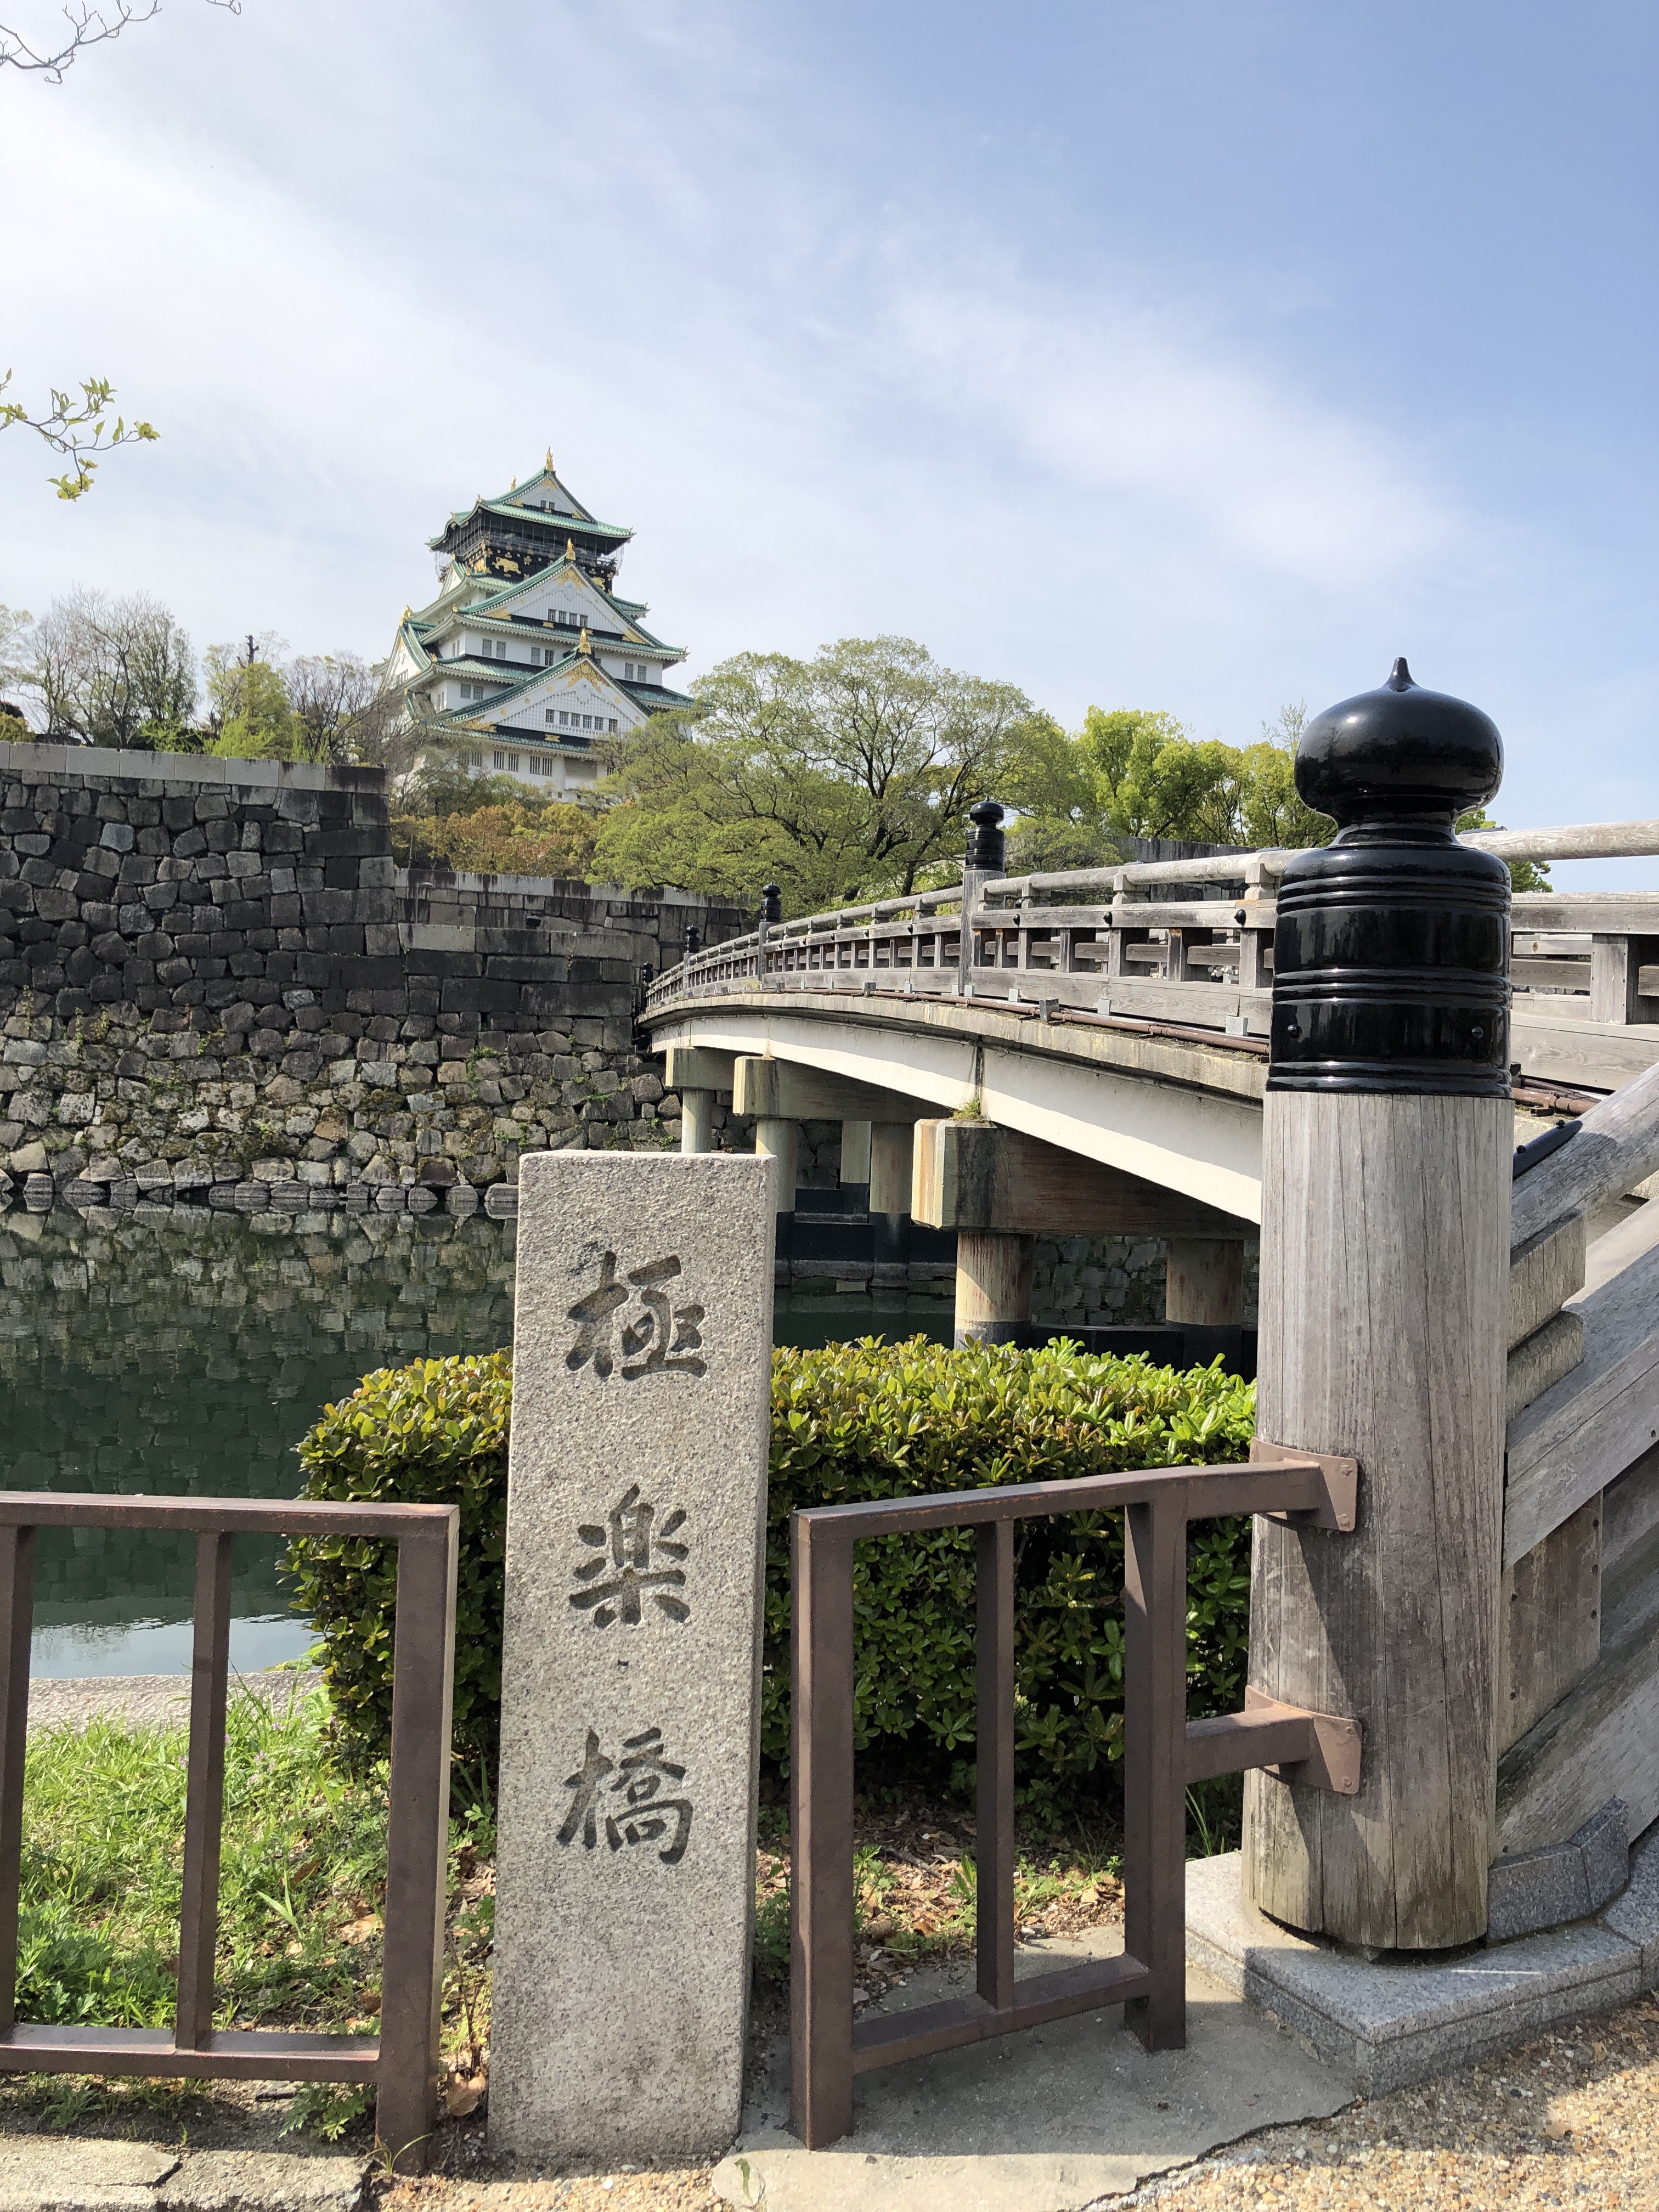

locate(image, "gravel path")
[[1118, 1985, 1659, 2210], [26, 1669, 323, 1734]]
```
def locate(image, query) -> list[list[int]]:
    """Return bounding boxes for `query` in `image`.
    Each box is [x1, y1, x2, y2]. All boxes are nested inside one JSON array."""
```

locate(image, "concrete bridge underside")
[[644, 990, 1268, 1224]]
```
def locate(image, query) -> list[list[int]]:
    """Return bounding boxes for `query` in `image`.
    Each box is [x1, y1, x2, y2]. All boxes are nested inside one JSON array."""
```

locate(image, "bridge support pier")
[[755, 1117, 799, 1285], [868, 1122, 913, 1288], [839, 1119, 872, 1193], [954, 1231, 1033, 1347], [1164, 1237, 1245, 1329], [680, 1091, 714, 1155]]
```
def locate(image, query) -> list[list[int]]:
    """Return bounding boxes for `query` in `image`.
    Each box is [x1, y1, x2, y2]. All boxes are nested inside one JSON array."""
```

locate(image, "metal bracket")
[[1184, 1691, 1361, 1795], [1250, 1436, 1359, 1532], [1245, 1686, 1363, 1795]]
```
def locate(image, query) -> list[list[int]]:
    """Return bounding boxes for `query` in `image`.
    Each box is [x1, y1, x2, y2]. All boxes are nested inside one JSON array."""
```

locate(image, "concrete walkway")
[[711, 1925, 1353, 2212], [0, 2140, 364, 2211]]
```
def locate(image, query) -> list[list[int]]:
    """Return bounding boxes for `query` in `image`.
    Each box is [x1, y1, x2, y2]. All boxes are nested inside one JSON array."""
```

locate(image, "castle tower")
[[384, 456, 690, 798]]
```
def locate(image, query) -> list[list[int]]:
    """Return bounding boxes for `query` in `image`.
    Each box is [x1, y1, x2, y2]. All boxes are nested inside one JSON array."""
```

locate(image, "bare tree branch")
[[0, 0, 239, 82]]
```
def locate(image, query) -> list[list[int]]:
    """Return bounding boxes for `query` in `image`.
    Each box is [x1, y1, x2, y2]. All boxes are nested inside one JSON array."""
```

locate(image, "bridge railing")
[[642, 819, 1659, 1058]]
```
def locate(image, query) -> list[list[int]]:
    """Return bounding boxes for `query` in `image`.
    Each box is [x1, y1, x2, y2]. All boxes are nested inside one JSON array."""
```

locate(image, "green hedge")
[[288, 1339, 1255, 1802], [286, 1352, 510, 1772]]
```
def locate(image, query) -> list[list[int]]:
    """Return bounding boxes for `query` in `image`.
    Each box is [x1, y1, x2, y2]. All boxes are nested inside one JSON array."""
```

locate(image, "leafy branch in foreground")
[[0, 370, 157, 499]]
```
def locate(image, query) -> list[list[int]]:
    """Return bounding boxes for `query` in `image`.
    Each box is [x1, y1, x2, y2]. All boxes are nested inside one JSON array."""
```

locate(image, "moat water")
[[1, 1203, 950, 1676]]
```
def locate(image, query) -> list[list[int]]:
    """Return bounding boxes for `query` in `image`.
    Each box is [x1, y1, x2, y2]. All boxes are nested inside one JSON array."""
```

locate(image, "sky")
[[1, 0, 1655, 864]]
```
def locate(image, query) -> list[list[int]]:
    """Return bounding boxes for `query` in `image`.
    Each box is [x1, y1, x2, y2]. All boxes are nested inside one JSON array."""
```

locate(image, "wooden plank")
[[1601, 1441, 1659, 1585], [1512, 959, 1589, 992], [1511, 1057, 1659, 1247], [1506, 1311, 1584, 1421], [1498, 1495, 1602, 1754], [1085, 978, 1274, 1032], [1503, 1209, 1659, 1566], [911, 1119, 1246, 1239], [1495, 1524, 1659, 1855], [1508, 1214, 1586, 1350], [1511, 1012, 1659, 1093], [1245, 1092, 1509, 1950], [1512, 893, 1659, 932], [1470, 819, 1659, 864]]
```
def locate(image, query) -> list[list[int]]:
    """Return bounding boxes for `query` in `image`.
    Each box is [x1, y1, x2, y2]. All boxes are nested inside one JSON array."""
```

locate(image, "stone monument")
[[490, 1152, 776, 2164]]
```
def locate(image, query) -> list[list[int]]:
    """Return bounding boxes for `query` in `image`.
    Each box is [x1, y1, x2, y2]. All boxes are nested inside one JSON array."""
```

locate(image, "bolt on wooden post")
[[1245, 659, 1512, 1950]]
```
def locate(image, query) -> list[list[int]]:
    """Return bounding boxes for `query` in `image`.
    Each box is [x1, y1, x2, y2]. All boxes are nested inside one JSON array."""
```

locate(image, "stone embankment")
[[0, 741, 747, 1212]]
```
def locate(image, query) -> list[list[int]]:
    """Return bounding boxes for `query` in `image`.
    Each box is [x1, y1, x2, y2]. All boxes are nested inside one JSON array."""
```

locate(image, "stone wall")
[[0, 741, 743, 1206]]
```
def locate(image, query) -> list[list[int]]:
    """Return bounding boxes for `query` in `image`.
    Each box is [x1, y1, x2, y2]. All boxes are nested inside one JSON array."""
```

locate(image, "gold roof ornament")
[[578, 626, 592, 656], [566, 537, 575, 560], [545, 449, 554, 470]]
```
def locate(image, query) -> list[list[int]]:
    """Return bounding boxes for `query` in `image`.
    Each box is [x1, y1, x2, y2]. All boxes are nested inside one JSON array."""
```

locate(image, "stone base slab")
[[1186, 1831, 1659, 2097]]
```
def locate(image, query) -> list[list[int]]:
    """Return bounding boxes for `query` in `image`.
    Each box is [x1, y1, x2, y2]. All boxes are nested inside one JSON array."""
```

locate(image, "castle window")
[[545, 709, 557, 725], [608, 719, 618, 733], [493, 749, 506, 769]]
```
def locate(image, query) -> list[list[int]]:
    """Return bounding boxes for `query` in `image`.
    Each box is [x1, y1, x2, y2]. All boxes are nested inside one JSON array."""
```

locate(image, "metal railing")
[[644, 820, 1659, 1052], [0, 1494, 458, 2176], [788, 1443, 1359, 2148]]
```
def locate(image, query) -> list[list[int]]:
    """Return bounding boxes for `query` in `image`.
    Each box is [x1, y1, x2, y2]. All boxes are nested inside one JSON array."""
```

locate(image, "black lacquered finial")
[[965, 799, 1006, 872], [1268, 662, 1512, 1099], [759, 884, 782, 927], [1294, 659, 1504, 832]]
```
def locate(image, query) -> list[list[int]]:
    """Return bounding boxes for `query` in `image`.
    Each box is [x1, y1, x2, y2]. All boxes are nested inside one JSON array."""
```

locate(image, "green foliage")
[[0, 370, 157, 501], [1009, 698, 1334, 862], [18, 1690, 387, 2042], [287, 1353, 511, 1770], [765, 1338, 1255, 1809], [594, 634, 1047, 907], [291, 1342, 1255, 1819]]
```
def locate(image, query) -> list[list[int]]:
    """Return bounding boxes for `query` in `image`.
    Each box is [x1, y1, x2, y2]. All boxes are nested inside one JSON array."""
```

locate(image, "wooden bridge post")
[[1245, 661, 1513, 1951], [868, 1121, 914, 1287], [957, 802, 1005, 993]]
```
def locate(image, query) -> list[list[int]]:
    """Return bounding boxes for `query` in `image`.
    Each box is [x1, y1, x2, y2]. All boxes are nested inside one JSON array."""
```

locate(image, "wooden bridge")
[[642, 808, 1659, 1946]]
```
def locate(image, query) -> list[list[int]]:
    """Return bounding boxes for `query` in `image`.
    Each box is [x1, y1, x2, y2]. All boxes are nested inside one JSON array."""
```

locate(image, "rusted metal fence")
[[0, 1494, 458, 2175], [789, 1445, 1361, 2148]]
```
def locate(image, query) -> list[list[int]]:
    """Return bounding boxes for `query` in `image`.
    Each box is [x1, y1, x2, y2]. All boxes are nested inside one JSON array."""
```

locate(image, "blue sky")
[[1, 0, 1654, 859]]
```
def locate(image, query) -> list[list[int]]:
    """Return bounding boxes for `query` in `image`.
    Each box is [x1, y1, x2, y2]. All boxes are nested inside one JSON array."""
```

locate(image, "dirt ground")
[[382, 1988, 1659, 2211]]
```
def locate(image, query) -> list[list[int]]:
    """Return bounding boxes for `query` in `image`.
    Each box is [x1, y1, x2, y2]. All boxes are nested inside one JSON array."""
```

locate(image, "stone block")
[[1487, 1837, 1592, 1940], [1186, 1850, 1642, 2096], [1601, 1816, 1659, 1983], [491, 1152, 776, 2166], [1579, 1796, 1632, 1911]]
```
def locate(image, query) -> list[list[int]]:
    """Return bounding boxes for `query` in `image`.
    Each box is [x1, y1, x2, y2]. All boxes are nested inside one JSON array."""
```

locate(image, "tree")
[[0, 605, 31, 707], [2, 1, 240, 495], [202, 634, 294, 756], [1, 0, 239, 80], [392, 799, 601, 881], [594, 635, 1045, 907], [287, 651, 400, 765], [18, 588, 195, 744], [1237, 703, 1333, 850]]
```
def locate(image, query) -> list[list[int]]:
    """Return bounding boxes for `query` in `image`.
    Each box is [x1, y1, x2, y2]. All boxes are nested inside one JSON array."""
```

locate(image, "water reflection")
[[0, 1204, 516, 1675]]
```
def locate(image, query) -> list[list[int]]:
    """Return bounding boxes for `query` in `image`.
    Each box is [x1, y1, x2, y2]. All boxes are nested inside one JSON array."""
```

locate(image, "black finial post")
[[683, 922, 701, 957], [1268, 661, 1511, 1097], [760, 884, 783, 928], [964, 800, 1006, 873]]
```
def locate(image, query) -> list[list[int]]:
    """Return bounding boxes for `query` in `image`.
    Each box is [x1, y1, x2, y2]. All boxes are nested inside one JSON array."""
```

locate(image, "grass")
[[15, 1686, 495, 2138]]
